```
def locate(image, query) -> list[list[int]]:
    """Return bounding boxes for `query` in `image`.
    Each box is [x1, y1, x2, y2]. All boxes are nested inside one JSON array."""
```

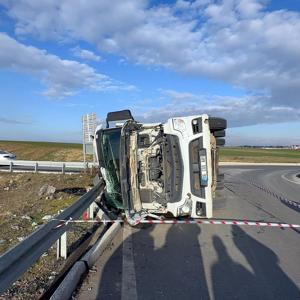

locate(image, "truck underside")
[[120, 121, 183, 218]]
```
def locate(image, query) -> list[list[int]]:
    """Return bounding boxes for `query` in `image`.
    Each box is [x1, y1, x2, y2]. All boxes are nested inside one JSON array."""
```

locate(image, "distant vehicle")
[[94, 110, 226, 225], [0, 150, 16, 161]]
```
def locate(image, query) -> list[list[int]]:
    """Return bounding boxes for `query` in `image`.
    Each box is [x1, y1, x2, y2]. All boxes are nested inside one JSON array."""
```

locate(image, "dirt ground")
[[0, 172, 95, 299]]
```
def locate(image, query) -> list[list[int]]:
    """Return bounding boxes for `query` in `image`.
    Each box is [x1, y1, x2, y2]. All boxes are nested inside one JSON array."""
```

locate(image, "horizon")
[[0, 0, 300, 145], [0, 139, 299, 148]]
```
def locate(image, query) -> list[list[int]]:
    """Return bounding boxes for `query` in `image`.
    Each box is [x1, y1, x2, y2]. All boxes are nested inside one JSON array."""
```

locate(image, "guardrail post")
[[57, 232, 67, 259], [88, 202, 96, 220], [62, 163, 65, 175], [35, 162, 38, 173], [9, 161, 13, 173]]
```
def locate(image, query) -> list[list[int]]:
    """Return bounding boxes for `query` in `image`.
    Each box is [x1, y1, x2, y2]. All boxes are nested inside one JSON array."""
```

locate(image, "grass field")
[[0, 140, 84, 161], [1, 140, 300, 163], [220, 147, 300, 163]]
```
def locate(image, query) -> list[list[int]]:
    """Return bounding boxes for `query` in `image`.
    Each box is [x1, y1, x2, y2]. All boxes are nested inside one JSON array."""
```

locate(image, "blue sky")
[[0, 0, 300, 145]]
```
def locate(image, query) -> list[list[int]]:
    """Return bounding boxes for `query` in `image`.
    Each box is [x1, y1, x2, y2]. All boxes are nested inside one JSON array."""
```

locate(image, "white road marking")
[[121, 225, 138, 300], [281, 173, 300, 185]]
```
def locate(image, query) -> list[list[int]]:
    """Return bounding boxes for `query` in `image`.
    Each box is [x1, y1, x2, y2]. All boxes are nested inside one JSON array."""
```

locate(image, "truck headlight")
[[173, 118, 186, 134], [178, 197, 192, 215]]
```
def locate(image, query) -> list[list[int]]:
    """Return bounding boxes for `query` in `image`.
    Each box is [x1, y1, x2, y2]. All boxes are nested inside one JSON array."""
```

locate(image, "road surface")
[[76, 166, 300, 300]]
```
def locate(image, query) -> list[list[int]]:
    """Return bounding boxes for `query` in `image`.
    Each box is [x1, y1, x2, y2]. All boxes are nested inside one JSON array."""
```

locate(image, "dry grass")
[[2, 140, 299, 163], [0, 172, 95, 299], [0, 173, 93, 254], [0, 140, 85, 161]]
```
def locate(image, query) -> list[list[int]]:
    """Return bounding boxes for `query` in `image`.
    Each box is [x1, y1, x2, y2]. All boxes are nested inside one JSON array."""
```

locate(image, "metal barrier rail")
[[0, 180, 104, 294], [0, 160, 98, 174]]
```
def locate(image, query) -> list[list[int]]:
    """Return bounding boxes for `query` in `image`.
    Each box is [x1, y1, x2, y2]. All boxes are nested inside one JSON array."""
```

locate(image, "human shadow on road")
[[97, 224, 210, 300], [134, 224, 209, 300], [232, 226, 299, 299], [211, 227, 300, 300], [211, 235, 259, 300]]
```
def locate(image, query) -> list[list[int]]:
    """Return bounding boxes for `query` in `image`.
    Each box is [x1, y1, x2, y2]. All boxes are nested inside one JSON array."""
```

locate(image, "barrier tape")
[[53, 217, 300, 229], [249, 181, 300, 210]]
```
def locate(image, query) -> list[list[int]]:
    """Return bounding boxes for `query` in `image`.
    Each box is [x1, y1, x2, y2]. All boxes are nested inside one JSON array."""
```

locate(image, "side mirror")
[[106, 109, 134, 128]]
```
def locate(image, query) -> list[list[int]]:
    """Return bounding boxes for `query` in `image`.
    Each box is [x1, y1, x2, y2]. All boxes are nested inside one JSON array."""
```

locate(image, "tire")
[[216, 138, 225, 146], [213, 130, 225, 138], [209, 117, 227, 132]]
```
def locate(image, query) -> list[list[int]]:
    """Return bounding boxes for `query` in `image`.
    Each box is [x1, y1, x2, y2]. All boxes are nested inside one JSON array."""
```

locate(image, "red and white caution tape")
[[53, 218, 300, 229]]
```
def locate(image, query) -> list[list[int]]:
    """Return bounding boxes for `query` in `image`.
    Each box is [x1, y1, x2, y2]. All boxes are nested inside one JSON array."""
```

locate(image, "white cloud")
[[2, 1, 300, 104], [0, 33, 134, 98], [134, 89, 300, 129], [226, 133, 300, 147], [71, 46, 101, 61], [1, 0, 300, 120]]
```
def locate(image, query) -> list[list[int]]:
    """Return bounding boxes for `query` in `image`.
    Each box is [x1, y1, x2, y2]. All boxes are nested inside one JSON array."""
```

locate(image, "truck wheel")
[[213, 130, 225, 138], [209, 117, 227, 132], [216, 138, 225, 146]]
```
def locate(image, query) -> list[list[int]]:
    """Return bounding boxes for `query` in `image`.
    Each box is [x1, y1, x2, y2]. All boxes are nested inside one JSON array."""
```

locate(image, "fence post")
[[35, 162, 38, 173], [57, 232, 67, 259], [62, 163, 65, 175], [9, 161, 13, 173], [88, 202, 96, 220]]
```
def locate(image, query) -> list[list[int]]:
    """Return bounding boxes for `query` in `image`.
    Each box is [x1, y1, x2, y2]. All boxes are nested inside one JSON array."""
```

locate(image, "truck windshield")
[[98, 128, 123, 209]]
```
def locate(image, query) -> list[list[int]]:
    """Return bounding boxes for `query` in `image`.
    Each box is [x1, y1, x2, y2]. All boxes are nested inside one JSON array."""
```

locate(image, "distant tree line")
[[238, 145, 297, 149]]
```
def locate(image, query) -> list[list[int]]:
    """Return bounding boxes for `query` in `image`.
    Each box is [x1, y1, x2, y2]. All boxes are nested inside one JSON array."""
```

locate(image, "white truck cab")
[[94, 110, 226, 225]]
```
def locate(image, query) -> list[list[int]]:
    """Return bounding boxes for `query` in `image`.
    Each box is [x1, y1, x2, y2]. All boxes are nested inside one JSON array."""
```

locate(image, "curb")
[[50, 222, 121, 300]]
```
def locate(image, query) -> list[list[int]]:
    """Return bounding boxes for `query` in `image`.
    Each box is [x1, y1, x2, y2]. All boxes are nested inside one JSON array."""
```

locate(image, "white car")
[[0, 150, 16, 161], [94, 110, 226, 225]]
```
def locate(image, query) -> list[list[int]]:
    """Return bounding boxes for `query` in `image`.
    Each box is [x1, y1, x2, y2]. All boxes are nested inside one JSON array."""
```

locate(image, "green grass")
[[0, 140, 81, 148], [2, 140, 299, 163], [220, 147, 300, 163], [31, 195, 78, 224], [0, 140, 84, 161]]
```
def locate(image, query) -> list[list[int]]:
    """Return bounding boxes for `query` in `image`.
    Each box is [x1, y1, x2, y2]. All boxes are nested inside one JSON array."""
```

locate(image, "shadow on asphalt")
[[97, 225, 299, 299], [97, 224, 208, 299], [226, 226, 299, 299]]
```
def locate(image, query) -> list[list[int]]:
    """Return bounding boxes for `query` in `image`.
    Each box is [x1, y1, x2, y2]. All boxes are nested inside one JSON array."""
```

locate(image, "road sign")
[[82, 113, 97, 162]]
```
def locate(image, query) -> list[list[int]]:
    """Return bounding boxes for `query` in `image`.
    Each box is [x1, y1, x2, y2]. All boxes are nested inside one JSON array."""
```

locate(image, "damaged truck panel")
[[94, 110, 226, 225]]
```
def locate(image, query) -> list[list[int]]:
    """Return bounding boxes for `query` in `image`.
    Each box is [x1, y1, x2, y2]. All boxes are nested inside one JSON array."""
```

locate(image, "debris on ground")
[[38, 184, 56, 198], [42, 215, 53, 221], [0, 172, 94, 299]]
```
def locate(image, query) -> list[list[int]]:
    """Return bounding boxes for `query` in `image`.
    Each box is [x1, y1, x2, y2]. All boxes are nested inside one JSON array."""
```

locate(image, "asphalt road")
[[77, 166, 300, 300]]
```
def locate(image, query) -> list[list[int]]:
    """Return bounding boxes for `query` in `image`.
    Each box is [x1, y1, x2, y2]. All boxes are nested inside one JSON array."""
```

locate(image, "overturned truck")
[[94, 110, 226, 225]]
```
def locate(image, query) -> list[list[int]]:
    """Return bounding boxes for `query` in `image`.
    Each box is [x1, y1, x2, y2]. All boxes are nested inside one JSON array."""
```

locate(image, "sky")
[[0, 0, 300, 146]]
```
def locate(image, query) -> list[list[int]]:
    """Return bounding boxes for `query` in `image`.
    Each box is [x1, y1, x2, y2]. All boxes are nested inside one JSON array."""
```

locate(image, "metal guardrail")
[[0, 160, 98, 174], [0, 180, 104, 294]]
